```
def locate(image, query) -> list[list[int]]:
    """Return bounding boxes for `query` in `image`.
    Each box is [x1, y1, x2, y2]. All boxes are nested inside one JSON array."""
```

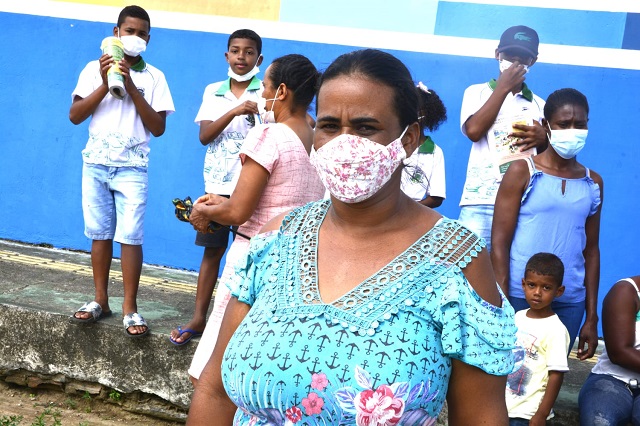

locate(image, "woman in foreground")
[[187, 49, 517, 426]]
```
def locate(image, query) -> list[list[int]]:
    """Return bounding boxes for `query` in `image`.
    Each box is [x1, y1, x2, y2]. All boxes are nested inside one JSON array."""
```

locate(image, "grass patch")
[[0, 416, 23, 426], [108, 390, 121, 402]]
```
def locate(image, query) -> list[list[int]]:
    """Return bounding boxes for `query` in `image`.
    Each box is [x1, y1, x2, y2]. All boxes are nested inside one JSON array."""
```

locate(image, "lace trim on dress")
[[268, 200, 486, 336]]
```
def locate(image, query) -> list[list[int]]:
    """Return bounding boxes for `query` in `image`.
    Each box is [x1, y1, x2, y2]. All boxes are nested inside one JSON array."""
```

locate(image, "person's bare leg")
[[74, 239, 112, 319], [171, 246, 225, 343], [121, 243, 146, 335]]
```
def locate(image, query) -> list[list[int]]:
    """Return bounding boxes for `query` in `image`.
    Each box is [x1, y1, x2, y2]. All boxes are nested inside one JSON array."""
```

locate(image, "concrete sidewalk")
[[0, 238, 595, 423], [0, 239, 205, 420]]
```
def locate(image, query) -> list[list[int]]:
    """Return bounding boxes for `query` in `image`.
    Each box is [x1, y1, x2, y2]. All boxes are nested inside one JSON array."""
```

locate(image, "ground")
[[0, 381, 184, 425]]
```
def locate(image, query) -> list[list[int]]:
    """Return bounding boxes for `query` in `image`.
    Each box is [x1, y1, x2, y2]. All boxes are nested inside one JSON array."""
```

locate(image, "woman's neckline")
[[313, 201, 445, 305]]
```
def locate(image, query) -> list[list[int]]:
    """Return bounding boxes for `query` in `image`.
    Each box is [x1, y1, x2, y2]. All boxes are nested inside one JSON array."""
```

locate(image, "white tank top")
[[592, 278, 640, 383]]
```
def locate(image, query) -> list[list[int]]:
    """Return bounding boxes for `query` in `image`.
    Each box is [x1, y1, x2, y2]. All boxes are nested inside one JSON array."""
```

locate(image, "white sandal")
[[69, 301, 112, 324], [122, 312, 150, 338]]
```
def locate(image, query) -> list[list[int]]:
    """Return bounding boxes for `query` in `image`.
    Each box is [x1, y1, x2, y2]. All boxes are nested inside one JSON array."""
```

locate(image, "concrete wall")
[[1, 1, 639, 334]]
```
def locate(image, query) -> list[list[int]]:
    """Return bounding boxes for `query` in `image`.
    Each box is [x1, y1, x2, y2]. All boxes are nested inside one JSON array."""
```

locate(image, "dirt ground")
[[0, 381, 185, 425]]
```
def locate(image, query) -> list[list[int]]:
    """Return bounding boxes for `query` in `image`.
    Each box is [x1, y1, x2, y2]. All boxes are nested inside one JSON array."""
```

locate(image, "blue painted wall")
[[435, 3, 628, 48], [1, 11, 639, 334]]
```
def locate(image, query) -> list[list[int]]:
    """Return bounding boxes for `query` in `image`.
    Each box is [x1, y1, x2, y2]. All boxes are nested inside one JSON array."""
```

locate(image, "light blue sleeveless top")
[[508, 159, 601, 302], [222, 200, 517, 425]]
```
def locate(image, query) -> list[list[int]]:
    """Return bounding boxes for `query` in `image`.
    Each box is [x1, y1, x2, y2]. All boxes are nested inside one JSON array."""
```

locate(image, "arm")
[[577, 171, 604, 360], [419, 196, 444, 208], [490, 160, 530, 296], [187, 297, 250, 425], [447, 359, 508, 425], [69, 54, 112, 124], [119, 60, 167, 137], [423, 148, 445, 208], [601, 278, 640, 371], [445, 243, 512, 424], [529, 371, 564, 426], [189, 156, 269, 232], [463, 64, 527, 142], [199, 101, 259, 145], [461, 238, 501, 306]]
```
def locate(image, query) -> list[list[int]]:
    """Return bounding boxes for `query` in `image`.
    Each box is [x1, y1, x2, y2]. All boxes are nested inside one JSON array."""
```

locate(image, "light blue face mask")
[[547, 122, 588, 159]]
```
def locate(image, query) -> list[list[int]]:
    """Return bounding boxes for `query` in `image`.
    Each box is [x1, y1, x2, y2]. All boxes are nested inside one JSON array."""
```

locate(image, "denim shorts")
[[195, 225, 232, 248], [458, 204, 494, 252], [82, 164, 148, 245]]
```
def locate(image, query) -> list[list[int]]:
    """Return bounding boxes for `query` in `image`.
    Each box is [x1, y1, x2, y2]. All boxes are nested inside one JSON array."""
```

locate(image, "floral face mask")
[[310, 127, 408, 203]]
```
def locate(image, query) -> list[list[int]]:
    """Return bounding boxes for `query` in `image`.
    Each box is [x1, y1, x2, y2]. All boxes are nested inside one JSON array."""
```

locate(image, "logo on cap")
[[514, 32, 532, 42]]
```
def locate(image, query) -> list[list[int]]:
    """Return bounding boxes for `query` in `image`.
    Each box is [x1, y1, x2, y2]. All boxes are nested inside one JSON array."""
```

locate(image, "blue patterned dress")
[[222, 200, 516, 425]]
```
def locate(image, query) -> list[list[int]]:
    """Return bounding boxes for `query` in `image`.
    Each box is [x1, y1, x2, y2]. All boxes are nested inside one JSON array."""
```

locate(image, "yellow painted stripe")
[[0, 250, 196, 294], [53, 0, 281, 21]]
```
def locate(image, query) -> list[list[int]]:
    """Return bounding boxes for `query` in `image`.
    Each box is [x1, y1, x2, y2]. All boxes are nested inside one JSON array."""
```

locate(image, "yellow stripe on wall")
[[53, 0, 281, 21]]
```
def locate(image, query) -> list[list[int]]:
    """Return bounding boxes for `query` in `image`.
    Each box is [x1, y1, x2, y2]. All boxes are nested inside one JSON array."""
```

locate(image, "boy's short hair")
[[525, 252, 564, 287], [228, 29, 262, 55], [117, 5, 151, 29]]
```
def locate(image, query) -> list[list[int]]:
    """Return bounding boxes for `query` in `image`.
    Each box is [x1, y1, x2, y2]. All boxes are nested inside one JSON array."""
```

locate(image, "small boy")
[[506, 252, 570, 425], [169, 29, 263, 345], [69, 5, 175, 337]]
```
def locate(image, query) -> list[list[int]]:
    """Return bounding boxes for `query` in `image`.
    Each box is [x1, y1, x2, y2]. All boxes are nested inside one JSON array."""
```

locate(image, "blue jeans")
[[82, 164, 148, 245], [509, 296, 584, 353], [579, 373, 640, 425], [509, 418, 530, 426], [458, 205, 494, 252]]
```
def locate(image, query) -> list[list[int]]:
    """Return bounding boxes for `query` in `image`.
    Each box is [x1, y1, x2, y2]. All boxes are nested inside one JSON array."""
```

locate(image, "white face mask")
[[499, 58, 529, 74], [259, 86, 280, 124], [310, 127, 408, 203], [118, 29, 147, 57], [228, 64, 260, 82], [547, 123, 588, 159]]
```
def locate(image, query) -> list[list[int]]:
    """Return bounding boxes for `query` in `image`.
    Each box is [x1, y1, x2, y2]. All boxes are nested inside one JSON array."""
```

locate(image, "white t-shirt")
[[72, 60, 175, 167], [194, 77, 263, 195], [459, 81, 544, 206], [401, 141, 446, 202], [506, 309, 569, 420]]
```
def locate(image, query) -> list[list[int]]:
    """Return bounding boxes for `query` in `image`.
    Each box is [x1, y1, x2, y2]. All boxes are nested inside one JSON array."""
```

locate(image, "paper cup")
[[100, 37, 125, 100]]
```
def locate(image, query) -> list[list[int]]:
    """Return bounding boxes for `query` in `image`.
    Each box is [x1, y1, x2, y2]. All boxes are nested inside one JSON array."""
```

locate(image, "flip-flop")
[[123, 312, 150, 338], [69, 301, 113, 324], [169, 326, 203, 346]]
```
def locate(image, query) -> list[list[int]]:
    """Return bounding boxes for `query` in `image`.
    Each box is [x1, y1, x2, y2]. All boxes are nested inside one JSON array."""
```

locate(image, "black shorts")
[[193, 194, 235, 248]]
